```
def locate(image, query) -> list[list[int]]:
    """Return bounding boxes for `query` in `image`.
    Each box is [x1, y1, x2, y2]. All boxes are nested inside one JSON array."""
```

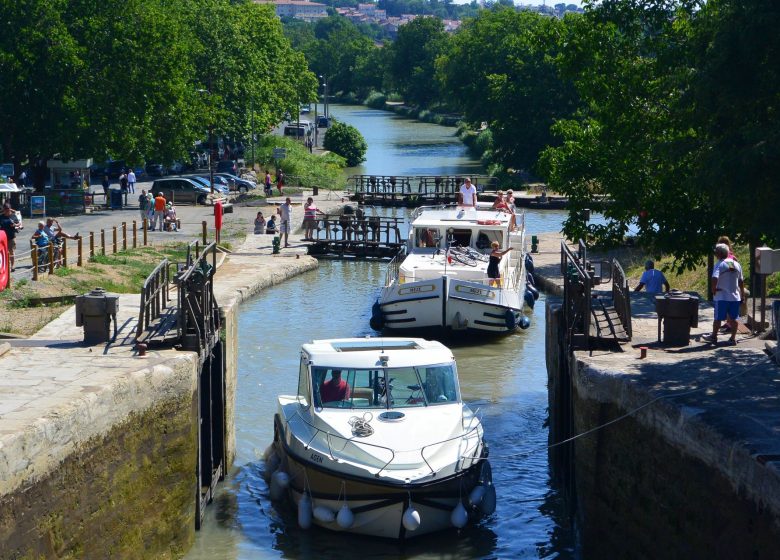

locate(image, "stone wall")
[[0, 358, 198, 559]]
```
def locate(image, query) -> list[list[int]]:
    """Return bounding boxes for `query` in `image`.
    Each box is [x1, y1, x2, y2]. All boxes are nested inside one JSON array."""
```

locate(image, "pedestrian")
[[717, 235, 737, 260], [254, 212, 266, 234], [127, 168, 136, 194], [264, 170, 272, 196], [703, 243, 744, 345], [138, 189, 148, 220], [119, 171, 128, 194], [146, 192, 155, 225], [277, 197, 293, 247], [44, 217, 79, 240], [152, 192, 166, 231], [303, 197, 324, 240], [276, 169, 284, 195], [459, 178, 477, 207], [265, 214, 277, 234], [102, 175, 110, 207], [17, 169, 26, 187], [164, 203, 178, 231], [634, 260, 670, 293], [0, 203, 22, 271]]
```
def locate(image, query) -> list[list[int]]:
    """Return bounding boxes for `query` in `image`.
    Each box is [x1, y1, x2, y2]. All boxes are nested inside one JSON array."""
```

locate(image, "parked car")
[[215, 160, 237, 175], [151, 177, 212, 205], [214, 173, 256, 194], [187, 175, 230, 196], [316, 116, 330, 128], [105, 160, 126, 179], [145, 162, 167, 177]]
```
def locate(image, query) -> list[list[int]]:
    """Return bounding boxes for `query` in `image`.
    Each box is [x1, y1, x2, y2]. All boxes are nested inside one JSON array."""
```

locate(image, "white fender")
[[402, 506, 421, 531], [336, 504, 354, 529], [298, 493, 312, 529], [450, 502, 468, 529], [468, 485, 486, 507], [313, 505, 336, 523], [479, 483, 496, 515], [269, 470, 289, 501]]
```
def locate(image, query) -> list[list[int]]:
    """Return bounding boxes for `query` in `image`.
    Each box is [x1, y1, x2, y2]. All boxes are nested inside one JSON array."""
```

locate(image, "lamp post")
[[318, 75, 329, 119]]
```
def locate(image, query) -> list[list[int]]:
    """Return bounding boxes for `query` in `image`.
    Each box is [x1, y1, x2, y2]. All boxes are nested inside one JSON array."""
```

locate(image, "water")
[[186, 106, 577, 559]]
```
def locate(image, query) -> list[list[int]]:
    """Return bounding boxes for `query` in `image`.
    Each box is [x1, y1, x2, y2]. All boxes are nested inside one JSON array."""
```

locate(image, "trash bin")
[[110, 189, 124, 210], [655, 292, 699, 346], [75, 287, 119, 344]]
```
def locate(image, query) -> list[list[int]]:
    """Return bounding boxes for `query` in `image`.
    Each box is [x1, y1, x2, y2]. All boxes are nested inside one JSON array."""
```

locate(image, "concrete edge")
[[0, 353, 199, 496], [573, 357, 780, 520]]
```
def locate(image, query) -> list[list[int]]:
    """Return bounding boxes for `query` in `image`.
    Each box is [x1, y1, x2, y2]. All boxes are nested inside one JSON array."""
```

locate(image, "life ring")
[[476, 220, 501, 225], [0, 231, 8, 292]]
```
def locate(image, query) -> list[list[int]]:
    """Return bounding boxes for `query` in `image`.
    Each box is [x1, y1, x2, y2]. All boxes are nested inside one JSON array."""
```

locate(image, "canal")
[[186, 106, 577, 559]]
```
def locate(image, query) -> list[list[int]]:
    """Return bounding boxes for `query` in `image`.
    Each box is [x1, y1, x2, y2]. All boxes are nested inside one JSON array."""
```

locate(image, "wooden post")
[[101, 229, 106, 256], [32, 244, 38, 281], [48, 244, 54, 274], [143, 218, 148, 246], [90, 231, 95, 259], [77, 237, 83, 266], [62, 238, 68, 268], [202, 221, 207, 244], [122, 222, 127, 251], [132, 221, 137, 248], [112, 226, 117, 254]]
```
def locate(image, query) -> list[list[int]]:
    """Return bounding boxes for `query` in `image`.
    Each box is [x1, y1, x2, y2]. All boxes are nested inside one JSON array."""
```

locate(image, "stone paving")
[[532, 231, 780, 518]]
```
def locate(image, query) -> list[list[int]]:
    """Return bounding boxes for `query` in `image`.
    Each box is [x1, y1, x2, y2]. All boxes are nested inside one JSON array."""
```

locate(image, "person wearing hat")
[[634, 260, 669, 294], [703, 243, 744, 345], [152, 192, 166, 231], [164, 202, 178, 231]]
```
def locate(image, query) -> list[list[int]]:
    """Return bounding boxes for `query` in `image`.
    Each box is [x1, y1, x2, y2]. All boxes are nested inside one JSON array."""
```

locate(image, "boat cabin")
[[297, 338, 461, 411], [408, 205, 512, 253]]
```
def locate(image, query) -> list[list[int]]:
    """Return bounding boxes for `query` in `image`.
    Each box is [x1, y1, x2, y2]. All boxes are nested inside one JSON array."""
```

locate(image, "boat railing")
[[287, 409, 483, 478], [384, 247, 405, 287], [410, 203, 456, 221]]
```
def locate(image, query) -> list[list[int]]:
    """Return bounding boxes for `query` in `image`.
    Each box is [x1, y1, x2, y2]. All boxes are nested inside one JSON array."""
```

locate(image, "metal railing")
[[561, 239, 592, 348], [136, 258, 171, 339], [314, 214, 404, 245], [176, 241, 219, 357], [611, 258, 633, 340], [384, 247, 405, 287]]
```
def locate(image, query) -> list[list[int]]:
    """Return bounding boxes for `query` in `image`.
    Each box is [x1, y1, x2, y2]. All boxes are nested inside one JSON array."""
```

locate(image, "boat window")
[[297, 357, 310, 407], [311, 365, 459, 409], [415, 228, 439, 248], [476, 230, 502, 249], [447, 228, 472, 248]]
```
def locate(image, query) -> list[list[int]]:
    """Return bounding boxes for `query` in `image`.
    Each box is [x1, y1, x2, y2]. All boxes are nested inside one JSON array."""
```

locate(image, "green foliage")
[[437, 7, 578, 171], [323, 122, 367, 166], [256, 135, 346, 189], [365, 91, 387, 108]]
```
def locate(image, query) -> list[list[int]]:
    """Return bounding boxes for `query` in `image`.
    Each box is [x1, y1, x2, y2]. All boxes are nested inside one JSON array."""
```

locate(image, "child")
[[254, 212, 266, 234]]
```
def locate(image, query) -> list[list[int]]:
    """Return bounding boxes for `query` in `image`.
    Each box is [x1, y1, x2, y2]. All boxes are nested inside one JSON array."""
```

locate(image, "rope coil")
[[348, 412, 374, 437]]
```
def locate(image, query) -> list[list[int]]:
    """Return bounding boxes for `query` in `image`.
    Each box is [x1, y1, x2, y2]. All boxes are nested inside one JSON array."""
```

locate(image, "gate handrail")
[[611, 258, 632, 340], [560, 239, 592, 348], [136, 257, 171, 339]]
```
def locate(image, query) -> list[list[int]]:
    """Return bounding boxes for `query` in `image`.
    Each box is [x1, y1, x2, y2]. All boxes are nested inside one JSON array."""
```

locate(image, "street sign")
[[272, 148, 287, 160]]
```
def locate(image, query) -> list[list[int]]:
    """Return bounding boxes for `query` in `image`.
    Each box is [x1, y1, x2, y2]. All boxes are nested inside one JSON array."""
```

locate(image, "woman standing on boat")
[[488, 241, 513, 287]]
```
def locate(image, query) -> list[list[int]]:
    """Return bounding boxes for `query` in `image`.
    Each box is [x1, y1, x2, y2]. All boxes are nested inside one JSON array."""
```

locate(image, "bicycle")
[[448, 245, 485, 267]]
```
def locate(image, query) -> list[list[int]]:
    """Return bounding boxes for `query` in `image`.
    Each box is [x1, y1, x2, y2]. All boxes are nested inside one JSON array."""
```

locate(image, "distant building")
[[254, 0, 328, 22]]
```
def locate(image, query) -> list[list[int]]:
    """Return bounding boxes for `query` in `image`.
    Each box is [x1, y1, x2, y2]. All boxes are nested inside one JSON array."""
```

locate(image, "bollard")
[[32, 245, 38, 281], [62, 238, 68, 268], [48, 243, 54, 274], [202, 221, 207, 245], [639, 346, 648, 359], [90, 231, 95, 258], [137, 342, 148, 357], [132, 221, 137, 248], [113, 226, 117, 254], [143, 218, 148, 246], [77, 237, 83, 266], [101, 229, 106, 256], [272, 236, 281, 254], [531, 235, 539, 254], [122, 222, 127, 251]]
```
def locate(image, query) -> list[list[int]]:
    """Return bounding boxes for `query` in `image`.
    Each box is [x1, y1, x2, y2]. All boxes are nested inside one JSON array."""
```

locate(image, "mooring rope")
[[348, 412, 375, 437]]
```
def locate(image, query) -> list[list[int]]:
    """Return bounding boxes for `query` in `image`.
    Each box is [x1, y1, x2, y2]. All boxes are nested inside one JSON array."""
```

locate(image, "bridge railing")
[[611, 258, 632, 340], [560, 239, 592, 349], [136, 258, 171, 339], [176, 241, 219, 356], [314, 214, 405, 245], [347, 175, 497, 195]]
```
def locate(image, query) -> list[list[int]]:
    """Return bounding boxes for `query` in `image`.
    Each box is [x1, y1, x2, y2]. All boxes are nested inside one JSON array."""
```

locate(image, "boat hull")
[[271, 415, 490, 539]]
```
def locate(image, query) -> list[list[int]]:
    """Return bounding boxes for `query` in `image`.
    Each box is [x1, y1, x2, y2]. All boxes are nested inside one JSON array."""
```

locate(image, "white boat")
[[371, 204, 537, 336], [267, 337, 495, 539]]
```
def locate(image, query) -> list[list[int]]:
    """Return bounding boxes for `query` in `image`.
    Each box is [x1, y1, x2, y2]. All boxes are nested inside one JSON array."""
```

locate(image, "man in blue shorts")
[[704, 243, 744, 345]]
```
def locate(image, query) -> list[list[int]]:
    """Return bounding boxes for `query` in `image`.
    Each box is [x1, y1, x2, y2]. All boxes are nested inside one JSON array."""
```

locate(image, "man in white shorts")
[[277, 197, 293, 247]]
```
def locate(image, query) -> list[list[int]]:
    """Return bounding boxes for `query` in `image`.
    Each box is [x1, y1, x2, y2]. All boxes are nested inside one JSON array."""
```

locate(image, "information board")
[[30, 195, 46, 217]]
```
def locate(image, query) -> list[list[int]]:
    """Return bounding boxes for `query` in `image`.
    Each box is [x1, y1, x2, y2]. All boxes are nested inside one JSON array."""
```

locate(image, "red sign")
[[214, 201, 223, 231], [0, 230, 8, 291]]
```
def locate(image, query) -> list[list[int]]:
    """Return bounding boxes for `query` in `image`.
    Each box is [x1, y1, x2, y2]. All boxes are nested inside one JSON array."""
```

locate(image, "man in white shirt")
[[459, 178, 477, 207], [127, 169, 136, 193], [277, 197, 293, 247], [705, 243, 744, 345]]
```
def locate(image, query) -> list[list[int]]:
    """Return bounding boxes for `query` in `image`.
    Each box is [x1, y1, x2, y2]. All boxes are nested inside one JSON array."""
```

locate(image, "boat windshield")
[[312, 364, 459, 409]]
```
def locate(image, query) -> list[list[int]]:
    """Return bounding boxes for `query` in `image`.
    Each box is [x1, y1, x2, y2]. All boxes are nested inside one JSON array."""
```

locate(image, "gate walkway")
[[348, 174, 497, 207]]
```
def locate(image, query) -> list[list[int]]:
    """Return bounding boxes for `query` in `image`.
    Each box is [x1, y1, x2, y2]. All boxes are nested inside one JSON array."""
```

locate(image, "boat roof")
[[301, 337, 455, 369], [411, 205, 511, 229]]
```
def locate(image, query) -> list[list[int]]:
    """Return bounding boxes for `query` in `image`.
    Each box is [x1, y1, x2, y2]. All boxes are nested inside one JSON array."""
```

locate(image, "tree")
[[437, 8, 578, 171], [323, 121, 367, 166], [386, 17, 449, 106]]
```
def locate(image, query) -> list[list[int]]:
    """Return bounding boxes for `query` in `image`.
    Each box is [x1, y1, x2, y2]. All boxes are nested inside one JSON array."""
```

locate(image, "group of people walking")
[[138, 190, 178, 232]]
